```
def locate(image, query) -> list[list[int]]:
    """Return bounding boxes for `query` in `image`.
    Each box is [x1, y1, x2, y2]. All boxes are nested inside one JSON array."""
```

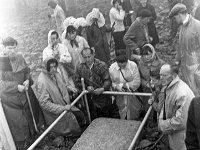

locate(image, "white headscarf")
[[74, 17, 87, 28], [63, 16, 77, 30], [86, 8, 105, 27]]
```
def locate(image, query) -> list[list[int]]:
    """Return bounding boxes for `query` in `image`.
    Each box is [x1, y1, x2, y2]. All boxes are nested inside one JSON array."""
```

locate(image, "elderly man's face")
[[159, 65, 173, 86], [82, 49, 94, 67]]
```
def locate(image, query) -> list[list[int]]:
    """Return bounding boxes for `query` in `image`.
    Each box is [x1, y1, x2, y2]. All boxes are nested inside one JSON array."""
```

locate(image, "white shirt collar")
[[183, 14, 190, 25]]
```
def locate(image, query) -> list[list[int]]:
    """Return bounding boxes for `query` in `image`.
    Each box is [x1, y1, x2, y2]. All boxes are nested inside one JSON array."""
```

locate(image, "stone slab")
[[72, 118, 141, 150]]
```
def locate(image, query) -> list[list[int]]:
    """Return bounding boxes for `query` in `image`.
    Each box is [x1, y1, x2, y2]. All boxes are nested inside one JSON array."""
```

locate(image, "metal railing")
[[28, 78, 152, 150]]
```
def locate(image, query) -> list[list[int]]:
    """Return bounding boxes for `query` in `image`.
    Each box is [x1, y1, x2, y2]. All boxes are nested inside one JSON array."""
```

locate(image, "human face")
[[159, 65, 173, 86], [114, 1, 120, 9], [51, 34, 58, 47], [140, 0, 148, 7], [49, 63, 57, 75], [117, 62, 127, 69], [4, 44, 17, 56], [67, 31, 76, 40], [82, 49, 94, 67], [141, 17, 151, 25], [174, 14, 183, 25], [142, 51, 152, 61]]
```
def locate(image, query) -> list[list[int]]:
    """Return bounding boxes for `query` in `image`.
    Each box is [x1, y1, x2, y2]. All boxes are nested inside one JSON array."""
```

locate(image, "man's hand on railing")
[[64, 104, 71, 111], [87, 86, 94, 92], [93, 88, 104, 95]]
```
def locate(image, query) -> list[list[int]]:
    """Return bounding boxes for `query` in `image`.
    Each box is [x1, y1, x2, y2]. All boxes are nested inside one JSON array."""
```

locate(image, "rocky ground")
[[0, 0, 181, 149]]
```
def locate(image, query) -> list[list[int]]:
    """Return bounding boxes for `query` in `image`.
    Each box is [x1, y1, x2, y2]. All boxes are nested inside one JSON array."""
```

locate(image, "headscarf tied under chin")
[[141, 43, 156, 64], [48, 30, 57, 49]]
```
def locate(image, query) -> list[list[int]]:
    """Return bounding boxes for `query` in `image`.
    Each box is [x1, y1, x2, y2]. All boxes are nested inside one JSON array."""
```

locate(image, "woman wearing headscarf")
[[138, 44, 164, 121], [63, 25, 89, 69], [43, 30, 77, 95], [109, 50, 142, 120], [0, 37, 42, 149], [137, 0, 159, 47], [86, 8, 112, 66], [62, 16, 77, 42], [109, 0, 126, 51]]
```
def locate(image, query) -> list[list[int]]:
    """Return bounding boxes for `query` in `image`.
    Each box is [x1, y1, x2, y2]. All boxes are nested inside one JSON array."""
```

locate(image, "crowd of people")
[[1, 0, 200, 149]]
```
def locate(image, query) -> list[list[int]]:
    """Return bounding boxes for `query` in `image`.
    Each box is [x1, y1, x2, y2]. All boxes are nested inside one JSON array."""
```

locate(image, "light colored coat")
[[109, 7, 125, 32], [159, 76, 194, 150], [63, 35, 89, 68], [43, 30, 72, 63], [177, 14, 200, 96], [37, 67, 81, 136], [109, 60, 141, 119]]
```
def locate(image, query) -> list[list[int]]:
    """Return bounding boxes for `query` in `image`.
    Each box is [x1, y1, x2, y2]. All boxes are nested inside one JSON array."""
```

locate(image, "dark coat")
[[123, 19, 148, 60], [86, 24, 111, 66], [185, 97, 200, 150], [137, 4, 159, 46], [0, 54, 36, 142]]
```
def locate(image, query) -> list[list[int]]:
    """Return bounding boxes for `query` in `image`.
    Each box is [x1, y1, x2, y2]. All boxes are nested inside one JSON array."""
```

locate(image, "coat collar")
[[167, 75, 180, 89]]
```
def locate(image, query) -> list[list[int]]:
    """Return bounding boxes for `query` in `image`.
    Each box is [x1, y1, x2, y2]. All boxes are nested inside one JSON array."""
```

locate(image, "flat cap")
[[169, 3, 187, 18]]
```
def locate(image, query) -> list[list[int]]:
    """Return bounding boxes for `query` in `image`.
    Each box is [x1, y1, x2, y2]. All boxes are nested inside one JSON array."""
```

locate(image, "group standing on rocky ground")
[[1, 0, 200, 149]]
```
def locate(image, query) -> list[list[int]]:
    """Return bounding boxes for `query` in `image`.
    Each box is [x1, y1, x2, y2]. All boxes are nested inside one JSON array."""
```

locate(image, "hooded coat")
[[86, 9, 111, 66], [63, 35, 89, 69], [43, 30, 72, 63], [37, 57, 81, 136]]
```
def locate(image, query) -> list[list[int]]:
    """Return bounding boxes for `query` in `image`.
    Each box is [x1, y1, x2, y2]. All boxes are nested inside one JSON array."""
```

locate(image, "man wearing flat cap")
[[169, 3, 200, 96]]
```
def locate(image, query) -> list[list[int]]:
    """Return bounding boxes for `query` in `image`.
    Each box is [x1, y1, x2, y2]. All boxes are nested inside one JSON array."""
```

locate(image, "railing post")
[[81, 78, 91, 123], [128, 106, 153, 150]]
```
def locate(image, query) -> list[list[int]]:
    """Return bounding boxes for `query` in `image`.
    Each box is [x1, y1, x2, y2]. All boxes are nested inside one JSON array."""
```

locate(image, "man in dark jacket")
[[123, 9, 152, 63], [75, 48, 119, 120], [185, 97, 200, 149]]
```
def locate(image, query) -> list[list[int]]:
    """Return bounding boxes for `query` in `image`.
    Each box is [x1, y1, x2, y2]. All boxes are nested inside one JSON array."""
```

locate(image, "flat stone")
[[72, 118, 141, 150]]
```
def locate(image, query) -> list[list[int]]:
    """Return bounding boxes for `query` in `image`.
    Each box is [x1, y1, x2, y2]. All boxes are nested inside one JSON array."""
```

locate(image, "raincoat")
[[37, 57, 81, 136], [0, 53, 38, 144], [86, 9, 111, 66], [63, 35, 89, 69], [43, 30, 74, 88], [138, 44, 164, 112], [177, 14, 200, 96], [158, 76, 194, 150], [109, 60, 141, 120]]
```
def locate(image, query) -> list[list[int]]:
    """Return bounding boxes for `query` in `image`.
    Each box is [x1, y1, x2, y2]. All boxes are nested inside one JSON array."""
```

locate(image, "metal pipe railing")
[[28, 78, 153, 150], [128, 106, 153, 150], [28, 91, 86, 150], [103, 91, 152, 96]]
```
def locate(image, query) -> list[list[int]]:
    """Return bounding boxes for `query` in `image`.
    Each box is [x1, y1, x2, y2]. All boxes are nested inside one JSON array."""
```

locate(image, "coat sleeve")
[[185, 98, 200, 150], [123, 23, 139, 51], [37, 81, 65, 115], [86, 26, 95, 48], [127, 62, 141, 91], [74, 66, 82, 92], [100, 64, 111, 91], [59, 44, 72, 63], [159, 96, 187, 134], [149, 5, 157, 22]]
